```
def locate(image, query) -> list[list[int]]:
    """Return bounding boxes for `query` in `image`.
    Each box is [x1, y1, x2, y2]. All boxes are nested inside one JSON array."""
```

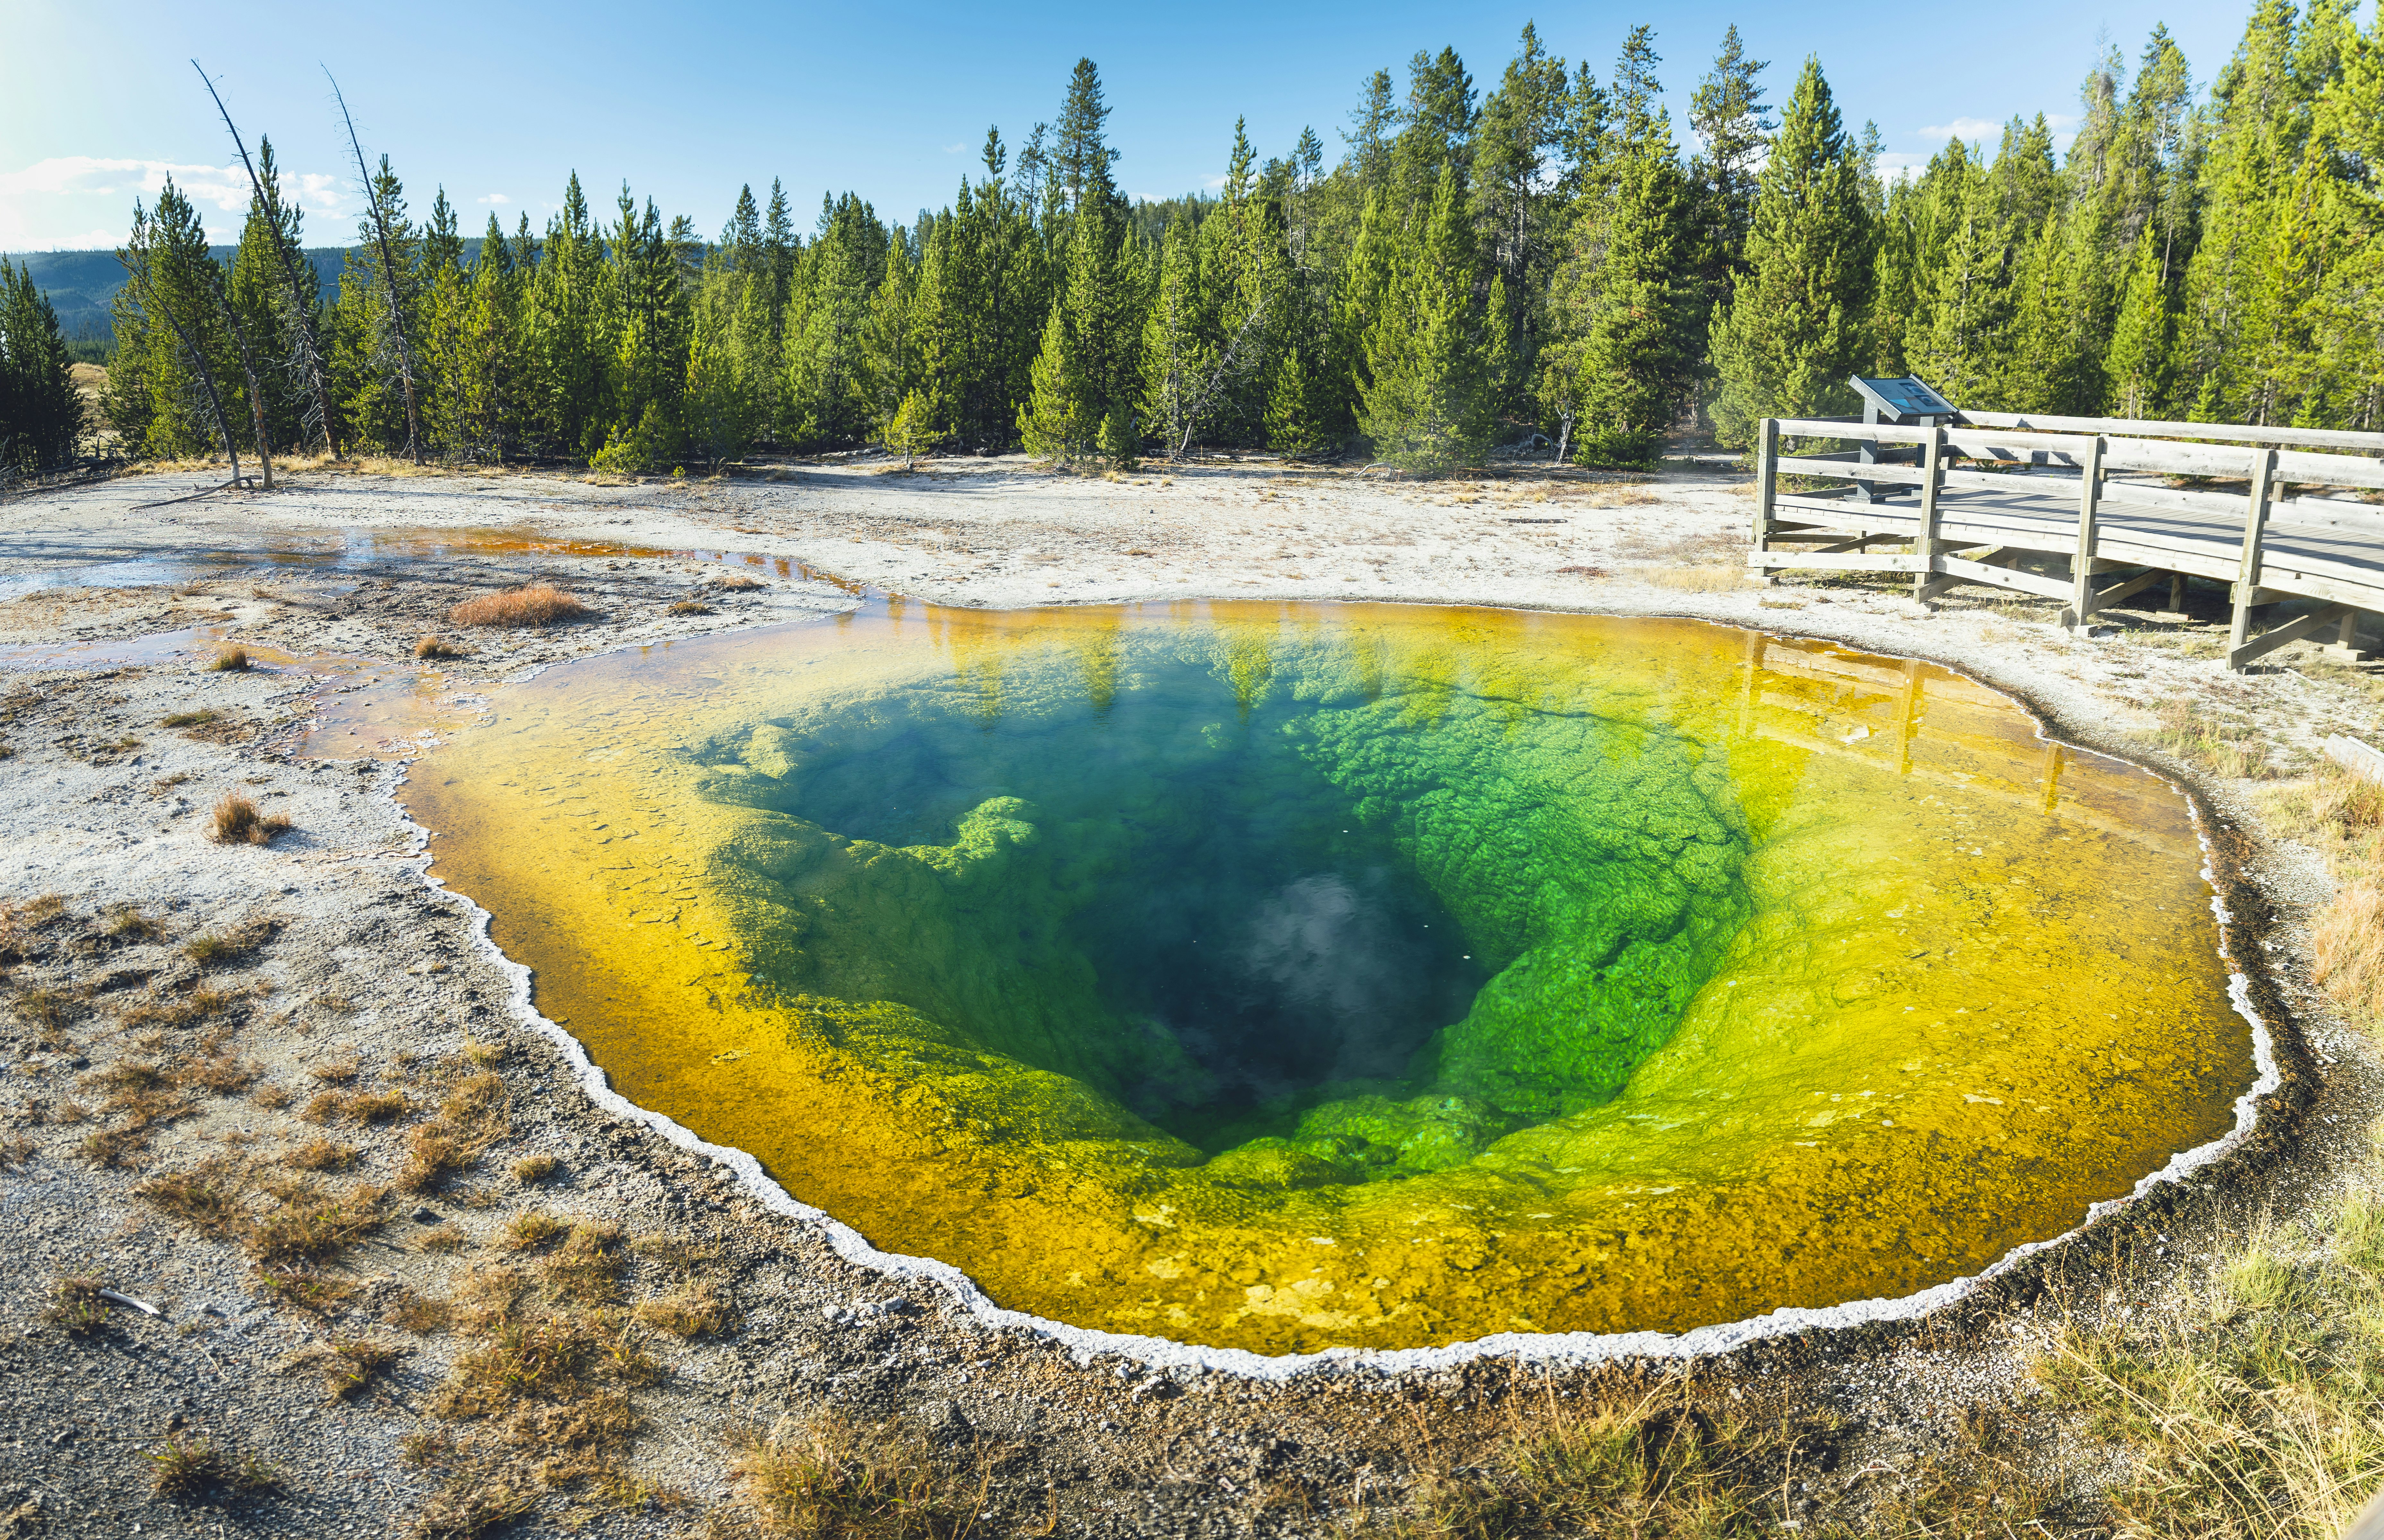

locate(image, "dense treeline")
[[0, 259, 83, 476], [84, 0, 2384, 476]]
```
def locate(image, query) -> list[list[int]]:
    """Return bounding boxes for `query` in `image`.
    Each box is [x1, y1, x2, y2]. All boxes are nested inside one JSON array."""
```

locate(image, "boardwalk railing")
[[1751, 411, 2384, 670]]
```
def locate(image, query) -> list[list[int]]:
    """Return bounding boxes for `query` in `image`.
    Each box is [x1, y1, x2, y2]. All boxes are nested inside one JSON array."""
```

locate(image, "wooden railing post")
[[2228, 448, 2279, 669], [1753, 418, 1779, 582], [2066, 434, 2106, 632], [1913, 425, 1945, 602]]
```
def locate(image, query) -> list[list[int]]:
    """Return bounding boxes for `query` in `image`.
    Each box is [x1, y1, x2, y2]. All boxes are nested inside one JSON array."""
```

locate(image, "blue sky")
[[2, 0, 2270, 252]]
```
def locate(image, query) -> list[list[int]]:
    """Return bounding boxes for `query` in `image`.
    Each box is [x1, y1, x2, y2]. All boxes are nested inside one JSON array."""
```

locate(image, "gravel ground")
[[0, 451, 2379, 1537]]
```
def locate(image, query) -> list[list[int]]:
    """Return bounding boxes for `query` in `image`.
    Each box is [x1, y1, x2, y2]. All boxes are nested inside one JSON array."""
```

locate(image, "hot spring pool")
[[403, 602, 2255, 1355]]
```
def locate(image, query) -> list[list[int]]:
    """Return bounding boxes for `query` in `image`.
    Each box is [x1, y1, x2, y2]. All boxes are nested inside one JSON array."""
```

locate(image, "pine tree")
[[1143, 212, 1211, 456], [1391, 49, 1477, 209], [525, 172, 609, 459], [1689, 26, 1774, 302], [782, 194, 886, 448], [115, 181, 242, 471], [225, 158, 313, 454], [1055, 59, 1119, 216], [0, 260, 84, 475], [605, 188, 692, 466], [1905, 149, 2013, 408], [1540, 30, 1701, 467], [327, 157, 425, 453], [2105, 222, 2177, 416], [1018, 306, 1084, 461], [1473, 24, 1570, 389], [1358, 163, 1494, 474], [1708, 57, 1874, 446]]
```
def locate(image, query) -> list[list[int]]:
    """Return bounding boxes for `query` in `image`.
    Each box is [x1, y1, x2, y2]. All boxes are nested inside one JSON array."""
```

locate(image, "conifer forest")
[[8, 0, 2382, 482]]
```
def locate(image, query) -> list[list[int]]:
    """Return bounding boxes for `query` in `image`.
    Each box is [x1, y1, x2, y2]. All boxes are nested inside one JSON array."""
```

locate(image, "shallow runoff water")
[[403, 601, 2251, 1356]]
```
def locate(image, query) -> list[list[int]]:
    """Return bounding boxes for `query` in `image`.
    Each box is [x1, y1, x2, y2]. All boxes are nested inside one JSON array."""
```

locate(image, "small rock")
[[917, 1399, 970, 1437]]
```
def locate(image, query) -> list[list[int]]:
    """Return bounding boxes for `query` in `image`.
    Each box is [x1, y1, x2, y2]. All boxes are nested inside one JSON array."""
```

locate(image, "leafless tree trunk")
[[1168, 293, 1273, 461], [326, 70, 423, 464], [193, 61, 339, 458], [206, 266, 274, 490]]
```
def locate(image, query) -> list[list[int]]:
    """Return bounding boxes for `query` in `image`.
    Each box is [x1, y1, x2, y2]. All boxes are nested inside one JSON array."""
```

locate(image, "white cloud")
[[0, 155, 347, 250], [478, 192, 511, 205], [1919, 117, 2003, 143], [941, 142, 967, 155]]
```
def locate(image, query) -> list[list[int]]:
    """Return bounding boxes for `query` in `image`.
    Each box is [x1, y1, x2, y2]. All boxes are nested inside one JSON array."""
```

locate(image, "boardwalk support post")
[[1753, 419, 1779, 583], [1913, 427, 1945, 603], [2065, 435, 2106, 632], [2227, 448, 2279, 671]]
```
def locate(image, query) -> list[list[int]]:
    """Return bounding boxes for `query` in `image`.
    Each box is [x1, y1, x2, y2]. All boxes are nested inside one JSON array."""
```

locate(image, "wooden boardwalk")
[[1749, 405, 2384, 669]]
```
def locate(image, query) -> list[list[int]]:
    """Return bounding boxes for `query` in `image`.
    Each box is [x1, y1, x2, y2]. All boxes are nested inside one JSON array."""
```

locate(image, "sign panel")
[[1851, 375, 1957, 421]]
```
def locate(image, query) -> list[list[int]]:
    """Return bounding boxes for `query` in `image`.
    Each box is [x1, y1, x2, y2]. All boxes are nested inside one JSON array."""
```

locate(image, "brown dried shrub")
[[449, 583, 590, 629], [208, 796, 291, 845]]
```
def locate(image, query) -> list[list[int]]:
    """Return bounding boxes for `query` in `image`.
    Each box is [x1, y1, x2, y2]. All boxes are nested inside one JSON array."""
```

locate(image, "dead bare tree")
[[122, 206, 244, 488], [1165, 293, 1273, 461], [203, 263, 274, 490], [192, 60, 339, 459], [324, 69, 423, 464]]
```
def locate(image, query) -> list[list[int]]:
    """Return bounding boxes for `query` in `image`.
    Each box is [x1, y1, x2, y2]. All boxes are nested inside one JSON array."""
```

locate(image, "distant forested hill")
[[4, 245, 460, 346]]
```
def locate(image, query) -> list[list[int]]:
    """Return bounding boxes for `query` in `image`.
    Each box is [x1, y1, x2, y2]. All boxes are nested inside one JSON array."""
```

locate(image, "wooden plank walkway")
[[1749, 409, 2384, 670]]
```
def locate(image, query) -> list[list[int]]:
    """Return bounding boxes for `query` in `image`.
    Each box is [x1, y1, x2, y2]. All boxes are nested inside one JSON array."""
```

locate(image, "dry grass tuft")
[[285, 1136, 358, 1173], [420, 1224, 469, 1254], [150, 1435, 280, 1499], [400, 1124, 475, 1194], [511, 1154, 560, 1185], [715, 573, 766, 591], [134, 1163, 250, 1239], [2147, 692, 2269, 778], [398, 1066, 510, 1193], [44, 1274, 111, 1335], [461, 1038, 505, 1066], [208, 795, 291, 845], [412, 1458, 540, 1538], [669, 599, 713, 615], [2035, 1186, 2384, 1540], [415, 634, 467, 660], [634, 1280, 735, 1339], [2314, 881, 2384, 1022], [305, 1087, 412, 1125], [389, 1289, 456, 1333], [1647, 565, 1752, 593], [286, 1336, 409, 1402], [207, 645, 250, 672], [10, 984, 80, 1032], [184, 918, 276, 968], [120, 984, 237, 1031], [243, 1179, 390, 1270], [449, 583, 590, 629], [308, 1053, 361, 1084], [729, 1413, 975, 1540], [539, 1221, 627, 1306], [505, 1210, 570, 1251], [107, 906, 166, 941]]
